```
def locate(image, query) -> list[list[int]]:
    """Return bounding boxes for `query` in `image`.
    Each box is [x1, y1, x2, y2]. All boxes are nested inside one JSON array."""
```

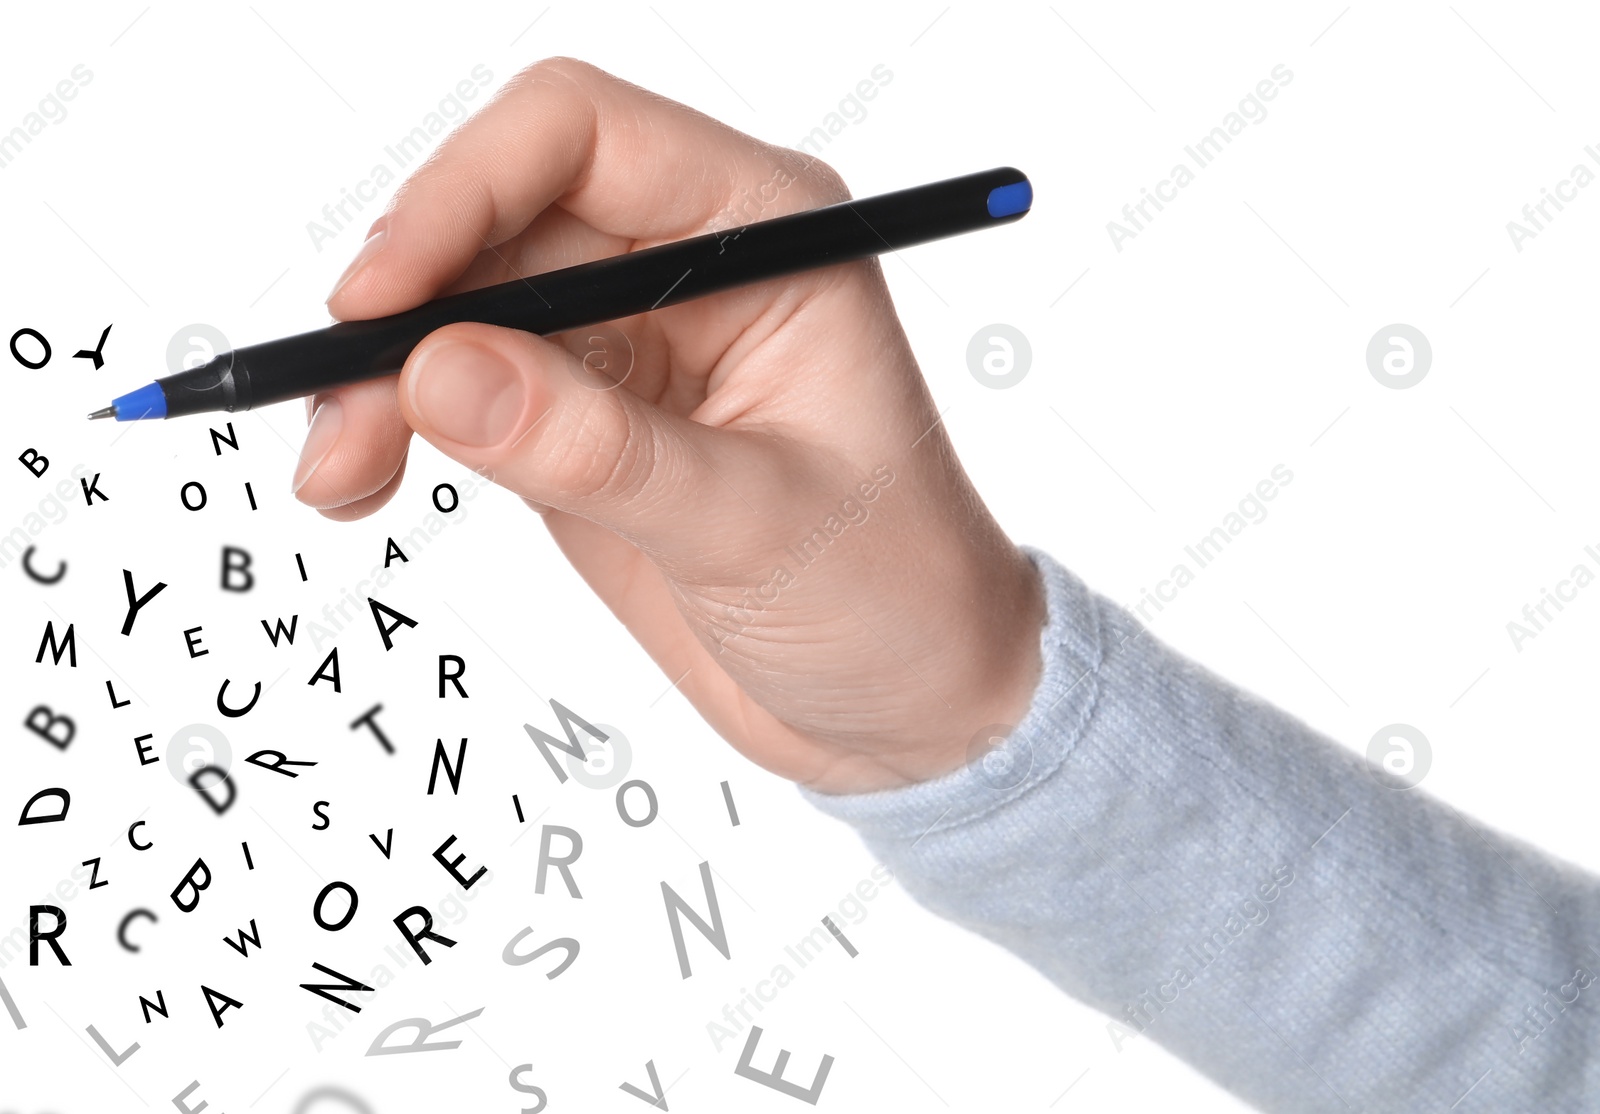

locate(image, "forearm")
[[802, 547, 1600, 1112]]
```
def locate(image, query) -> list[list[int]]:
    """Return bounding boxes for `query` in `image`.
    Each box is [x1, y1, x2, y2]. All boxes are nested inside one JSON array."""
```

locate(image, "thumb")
[[397, 321, 771, 556]]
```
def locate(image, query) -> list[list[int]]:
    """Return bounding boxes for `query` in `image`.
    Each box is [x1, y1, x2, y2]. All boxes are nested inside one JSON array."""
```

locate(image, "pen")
[[90, 166, 1032, 422]]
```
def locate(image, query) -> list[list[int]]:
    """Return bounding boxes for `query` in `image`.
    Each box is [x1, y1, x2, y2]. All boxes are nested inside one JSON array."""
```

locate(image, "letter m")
[[523, 699, 607, 784], [36, 621, 76, 666]]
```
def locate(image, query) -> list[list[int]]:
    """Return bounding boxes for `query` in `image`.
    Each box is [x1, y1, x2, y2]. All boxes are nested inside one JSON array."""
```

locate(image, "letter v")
[[369, 828, 393, 859]]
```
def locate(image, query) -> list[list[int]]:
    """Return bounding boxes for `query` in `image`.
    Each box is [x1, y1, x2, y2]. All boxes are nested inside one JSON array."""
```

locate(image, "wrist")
[[808, 542, 1047, 795]]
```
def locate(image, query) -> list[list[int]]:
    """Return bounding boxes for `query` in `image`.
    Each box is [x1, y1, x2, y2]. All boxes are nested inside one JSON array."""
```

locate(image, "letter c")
[[128, 820, 152, 850], [118, 907, 158, 952]]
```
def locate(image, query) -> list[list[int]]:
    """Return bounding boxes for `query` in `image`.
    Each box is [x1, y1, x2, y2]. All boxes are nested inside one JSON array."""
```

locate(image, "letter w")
[[223, 918, 262, 957], [261, 615, 298, 646]]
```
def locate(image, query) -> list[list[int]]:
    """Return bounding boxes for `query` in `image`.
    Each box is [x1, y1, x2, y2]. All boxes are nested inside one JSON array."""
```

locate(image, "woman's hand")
[[294, 57, 1044, 795]]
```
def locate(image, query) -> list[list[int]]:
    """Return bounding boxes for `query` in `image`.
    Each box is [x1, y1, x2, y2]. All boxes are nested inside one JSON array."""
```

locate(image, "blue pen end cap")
[[111, 382, 167, 421], [987, 179, 1032, 218]]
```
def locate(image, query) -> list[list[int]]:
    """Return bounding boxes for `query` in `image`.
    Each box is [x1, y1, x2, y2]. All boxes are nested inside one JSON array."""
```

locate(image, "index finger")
[[326, 56, 848, 321]]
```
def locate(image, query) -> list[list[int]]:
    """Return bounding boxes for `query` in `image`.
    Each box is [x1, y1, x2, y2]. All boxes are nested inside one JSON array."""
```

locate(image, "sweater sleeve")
[[799, 546, 1600, 1113]]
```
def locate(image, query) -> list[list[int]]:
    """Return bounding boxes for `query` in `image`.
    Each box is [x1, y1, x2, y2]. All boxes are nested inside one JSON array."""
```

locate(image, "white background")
[[2, 2, 1598, 1111]]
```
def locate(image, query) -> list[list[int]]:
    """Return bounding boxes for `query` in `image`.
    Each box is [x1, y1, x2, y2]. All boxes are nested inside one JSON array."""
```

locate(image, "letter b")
[[18, 448, 48, 477], [25, 705, 75, 749], [221, 546, 254, 592], [171, 858, 212, 913]]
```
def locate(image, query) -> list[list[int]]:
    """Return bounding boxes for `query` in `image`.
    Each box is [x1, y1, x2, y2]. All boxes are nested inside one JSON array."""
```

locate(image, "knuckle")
[[519, 55, 602, 91], [779, 149, 850, 206], [807, 160, 852, 205]]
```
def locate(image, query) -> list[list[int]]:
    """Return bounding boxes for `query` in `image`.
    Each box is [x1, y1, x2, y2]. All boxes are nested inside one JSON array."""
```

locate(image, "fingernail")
[[408, 339, 526, 447], [292, 398, 343, 495], [326, 228, 388, 304]]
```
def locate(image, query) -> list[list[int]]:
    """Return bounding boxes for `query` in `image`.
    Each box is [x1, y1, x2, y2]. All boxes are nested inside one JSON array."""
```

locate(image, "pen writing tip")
[[88, 406, 116, 420]]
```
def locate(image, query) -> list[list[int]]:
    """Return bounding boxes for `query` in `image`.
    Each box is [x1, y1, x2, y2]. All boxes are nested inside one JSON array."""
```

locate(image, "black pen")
[[90, 167, 1032, 422]]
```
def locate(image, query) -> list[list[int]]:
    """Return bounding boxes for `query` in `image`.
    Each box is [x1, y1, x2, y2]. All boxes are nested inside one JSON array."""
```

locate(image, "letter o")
[[615, 779, 658, 827], [10, 328, 50, 369], [313, 880, 359, 931], [432, 482, 458, 513], [180, 481, 208, 511]]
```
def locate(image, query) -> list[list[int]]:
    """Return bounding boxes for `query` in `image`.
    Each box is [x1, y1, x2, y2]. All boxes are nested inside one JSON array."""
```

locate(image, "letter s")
[[509, 1064, 547, 1112]]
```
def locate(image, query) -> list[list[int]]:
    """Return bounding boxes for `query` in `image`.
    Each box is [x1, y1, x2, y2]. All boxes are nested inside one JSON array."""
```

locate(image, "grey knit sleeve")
[[799, 546, 1600, 1112]]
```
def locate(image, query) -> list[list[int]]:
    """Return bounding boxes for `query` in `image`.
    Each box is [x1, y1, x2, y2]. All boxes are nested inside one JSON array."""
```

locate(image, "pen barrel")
[[184, 166, 1029, 414]]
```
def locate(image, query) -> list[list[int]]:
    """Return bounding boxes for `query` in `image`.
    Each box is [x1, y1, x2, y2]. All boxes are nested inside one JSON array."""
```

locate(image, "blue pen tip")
[[108, 382, 167, 421], [987, 179, 1032, 218]]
